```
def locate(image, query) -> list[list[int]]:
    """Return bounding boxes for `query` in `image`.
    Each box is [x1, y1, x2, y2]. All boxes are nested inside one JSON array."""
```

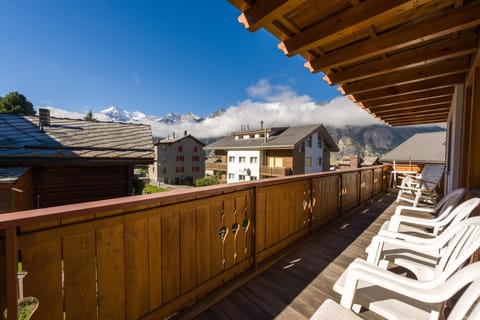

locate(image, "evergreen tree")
[[84, 110, 96, 121], [0, 91, 36, 115]]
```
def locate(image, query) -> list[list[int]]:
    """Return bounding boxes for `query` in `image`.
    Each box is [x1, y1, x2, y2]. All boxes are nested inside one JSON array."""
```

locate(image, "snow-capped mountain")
[[100, 107, 146, 122]]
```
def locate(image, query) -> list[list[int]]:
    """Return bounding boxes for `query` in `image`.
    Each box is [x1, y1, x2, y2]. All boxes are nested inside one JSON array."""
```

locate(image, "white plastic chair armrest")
[[377, 229, 436, 244], [340, 261, 480, 310], [394, 205, 437, 216]]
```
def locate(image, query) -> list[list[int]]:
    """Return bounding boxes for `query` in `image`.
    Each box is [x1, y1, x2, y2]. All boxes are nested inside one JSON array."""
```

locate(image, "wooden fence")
[[0, 165, 389, 320]]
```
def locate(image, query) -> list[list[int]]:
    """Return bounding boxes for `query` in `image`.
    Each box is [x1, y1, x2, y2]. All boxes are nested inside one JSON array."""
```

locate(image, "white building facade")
[[226, 150, 260, 183]]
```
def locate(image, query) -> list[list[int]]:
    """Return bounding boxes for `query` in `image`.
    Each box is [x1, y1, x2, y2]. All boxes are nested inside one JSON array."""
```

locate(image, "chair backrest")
[[419, 164, 445, 190], [446, 264, 480, 320], [432, 189, 468, 234], [435, 206, 480, 279], [434, 188, 467, 216]]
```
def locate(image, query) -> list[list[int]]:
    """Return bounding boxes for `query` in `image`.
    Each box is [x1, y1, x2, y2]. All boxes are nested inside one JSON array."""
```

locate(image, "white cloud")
[[41, 79, 382, 138]]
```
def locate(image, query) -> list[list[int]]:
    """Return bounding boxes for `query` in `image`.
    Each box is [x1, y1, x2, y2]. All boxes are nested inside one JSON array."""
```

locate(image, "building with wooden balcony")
[[1, 1, 480, 320], [149, 132, 205, 185], [0, 111, 154, 211], [204, 125, 338, 183]]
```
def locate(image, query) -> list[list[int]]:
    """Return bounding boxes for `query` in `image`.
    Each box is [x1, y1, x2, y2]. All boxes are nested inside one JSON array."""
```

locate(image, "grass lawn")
[[143, 184, 169, 194]]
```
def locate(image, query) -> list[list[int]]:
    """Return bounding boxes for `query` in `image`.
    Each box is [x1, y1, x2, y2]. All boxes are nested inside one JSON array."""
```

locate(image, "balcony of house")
[[205, 162, 227, 173], [259, 165, 292, 177], [0, 165, 390, 320]]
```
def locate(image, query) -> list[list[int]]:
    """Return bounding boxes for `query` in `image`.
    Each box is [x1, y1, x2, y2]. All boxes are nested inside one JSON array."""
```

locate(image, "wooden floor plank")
[[186, 192, 399, 320]]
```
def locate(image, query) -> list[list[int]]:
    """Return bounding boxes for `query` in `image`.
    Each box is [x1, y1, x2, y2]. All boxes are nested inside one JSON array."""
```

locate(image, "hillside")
[[326, 125, 445, 163]]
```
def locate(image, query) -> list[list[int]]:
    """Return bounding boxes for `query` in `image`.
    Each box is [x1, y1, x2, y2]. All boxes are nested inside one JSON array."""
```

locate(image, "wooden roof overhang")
[[228, 0, 480, 126]]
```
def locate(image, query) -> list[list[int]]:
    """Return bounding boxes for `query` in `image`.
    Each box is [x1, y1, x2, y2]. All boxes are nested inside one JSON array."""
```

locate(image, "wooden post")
[[5, 227, 17, 320], [468, 67, 480, 188], [253, 185, 258, 271]]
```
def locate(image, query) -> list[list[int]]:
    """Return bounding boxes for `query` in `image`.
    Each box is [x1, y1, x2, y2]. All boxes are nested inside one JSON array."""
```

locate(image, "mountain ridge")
[[43, 105, 445, 161]]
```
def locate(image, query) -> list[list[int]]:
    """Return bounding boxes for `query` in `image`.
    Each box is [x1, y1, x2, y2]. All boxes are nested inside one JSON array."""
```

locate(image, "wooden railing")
[[0, 165, 389, 320], [205, 162, 227, 172], [259, 165, 292, 177]]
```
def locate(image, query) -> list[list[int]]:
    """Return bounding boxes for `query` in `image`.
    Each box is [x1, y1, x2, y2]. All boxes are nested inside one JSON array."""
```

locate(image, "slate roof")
[[0, 114, 154, 162], [381, 131, 446, 164], [204, 124, 338, 151], [156, 134, 205, 146]]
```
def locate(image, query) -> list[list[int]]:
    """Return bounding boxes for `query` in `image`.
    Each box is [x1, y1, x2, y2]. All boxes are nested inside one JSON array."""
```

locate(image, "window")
[[192, 166, 200, 172], [178, 145, 183, 152], [161, 145, 167, 152], [176, 155, 184, 162], [317, 139, 323, 149], [307, 135, 312, 147], [176, 167, 184, 173], [317, 157, 322, 166], [250, 176, 257, 180], [193, 146, 198, 152], [250, 157, 258, 164], [239, 156, 246, 163], [162, 167, 167, 174], [306, 157, 312, 167], [228, 173, 235, 180], [229, 156, 235, 162], [299, 144, 305, 152], [192, 155, 200, 162], [238, 174, 246, 181]]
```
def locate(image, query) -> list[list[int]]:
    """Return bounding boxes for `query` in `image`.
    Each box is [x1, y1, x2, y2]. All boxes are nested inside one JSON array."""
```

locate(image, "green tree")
[[0, 91, 35, 115], [195, 175, 221, 187], [84, 110, 96, 121]]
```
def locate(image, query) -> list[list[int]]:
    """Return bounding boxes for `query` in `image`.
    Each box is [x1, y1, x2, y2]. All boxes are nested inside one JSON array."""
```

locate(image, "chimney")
[[184, 130, 187, 136], [173, 132, 176, 139], [38, 108, 51, 130], [260, 120, 264, 129], [350, 156, 361, 169]]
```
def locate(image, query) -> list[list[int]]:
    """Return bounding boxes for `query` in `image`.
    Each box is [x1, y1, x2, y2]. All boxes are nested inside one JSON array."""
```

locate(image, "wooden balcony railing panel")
[[259, 166, 291, 176], [342, 172, 360, 212], [256, 180, 310, 263], [0, 165, 389, 320], [360, 169, 374, 202], [312, 175, 341, 229]]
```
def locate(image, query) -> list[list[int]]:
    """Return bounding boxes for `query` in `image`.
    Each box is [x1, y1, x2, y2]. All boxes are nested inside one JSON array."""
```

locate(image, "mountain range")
[[45, 106, 445, 162]]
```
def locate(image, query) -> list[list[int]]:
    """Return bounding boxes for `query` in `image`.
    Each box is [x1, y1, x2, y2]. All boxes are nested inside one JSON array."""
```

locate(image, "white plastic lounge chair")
[[334, 217, 480, 320], [381, 188, 466, 240], [396, 164, 445, 207], [311, 263, 480, 320], [367, 198, 480, 270]]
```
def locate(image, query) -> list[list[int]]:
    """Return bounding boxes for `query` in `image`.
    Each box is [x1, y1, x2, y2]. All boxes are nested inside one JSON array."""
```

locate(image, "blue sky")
[[0, 1, 341, 117]]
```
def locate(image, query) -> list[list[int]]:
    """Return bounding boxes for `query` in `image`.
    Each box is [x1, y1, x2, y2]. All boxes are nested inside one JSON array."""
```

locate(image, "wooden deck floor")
[[191, 192, 399, 320]]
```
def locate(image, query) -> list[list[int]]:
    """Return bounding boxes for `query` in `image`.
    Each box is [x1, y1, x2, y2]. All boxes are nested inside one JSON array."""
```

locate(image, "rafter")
[[238, 0, 308, 32], [367, 97, 452, 113], [278, 0, 436, 56], [360, 87, 454, 108], [352, 73, 465, 101], [381, 111, 450, 121], [387, 117, 448, 126], [304, 1, 480, 72], [372, 103, 451, 117], [338, 57, 471, 94], [325, 34, 477, 84]]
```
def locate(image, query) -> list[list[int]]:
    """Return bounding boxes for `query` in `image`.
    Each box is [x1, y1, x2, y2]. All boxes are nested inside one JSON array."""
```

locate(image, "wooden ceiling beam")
[[228, 0, 251, 11], [352, 73, 465, 101], [387, 117, 448, 126], [305, 0, 480, 72], [278, 0, 436, 56], [386, 112, 449, 121], [325, 34, 477, 84], [372, 103, 451, 116], [360, 87, 454, 108], [340, 57, 471, 94], [367, 97, 452, 112], [381, 114, 449, 125], [238, 0, 308, 32]]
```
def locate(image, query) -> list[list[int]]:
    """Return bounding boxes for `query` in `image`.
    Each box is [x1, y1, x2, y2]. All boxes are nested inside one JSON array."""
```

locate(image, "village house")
[[204, 124, 338, 183], [0, 110, 154, 212], [149, 131, 205, 185]]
